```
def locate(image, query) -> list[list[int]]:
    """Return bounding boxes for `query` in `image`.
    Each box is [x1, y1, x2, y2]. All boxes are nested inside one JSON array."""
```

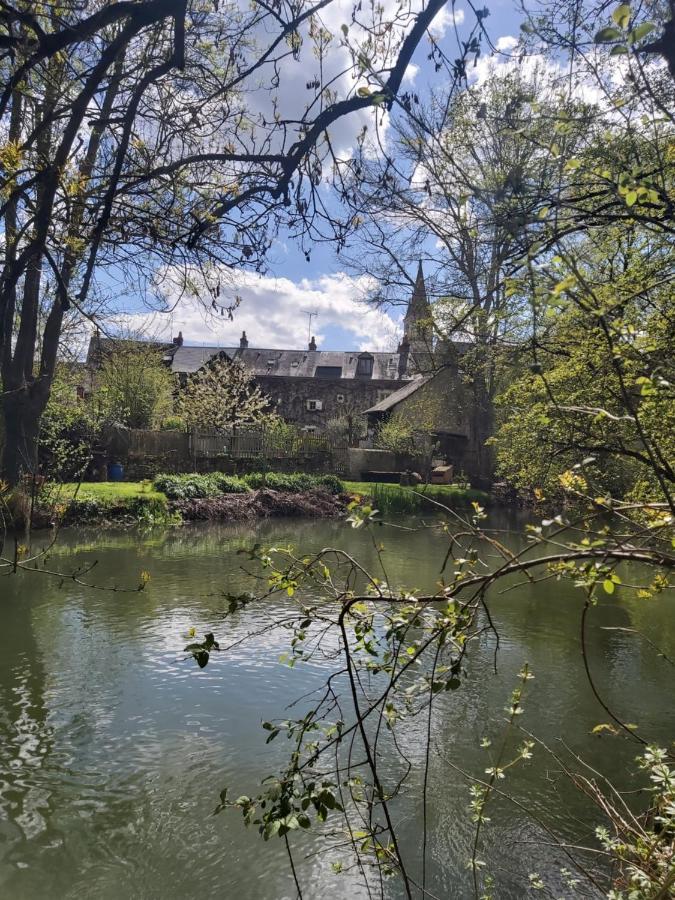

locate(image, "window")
[[336, 393, 345, 403], [306, 399, 323, 411], [356, 353, 374, 377], [314, 366, 343, 379]]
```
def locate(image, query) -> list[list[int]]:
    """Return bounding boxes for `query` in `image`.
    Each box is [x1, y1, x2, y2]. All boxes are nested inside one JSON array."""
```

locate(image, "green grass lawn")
[[48, 479, 486, 516], [52, 482, 166, 502]]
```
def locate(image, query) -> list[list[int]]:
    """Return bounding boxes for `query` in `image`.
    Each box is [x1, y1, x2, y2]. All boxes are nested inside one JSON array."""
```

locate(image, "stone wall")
[[256, 375, 401, 430], [346, 448, 398, 480]]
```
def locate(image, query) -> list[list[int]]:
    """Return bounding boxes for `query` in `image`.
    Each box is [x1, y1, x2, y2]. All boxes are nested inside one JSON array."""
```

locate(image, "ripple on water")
[[0, 520, 672, 900]]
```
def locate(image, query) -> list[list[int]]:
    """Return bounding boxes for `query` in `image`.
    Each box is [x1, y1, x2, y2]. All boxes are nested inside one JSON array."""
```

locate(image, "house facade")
[[85, 265, 488, 480], [87, 264, 444, 432]]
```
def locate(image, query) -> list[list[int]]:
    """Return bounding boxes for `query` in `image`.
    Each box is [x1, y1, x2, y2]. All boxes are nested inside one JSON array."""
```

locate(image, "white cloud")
[[495, 35, 518, 52], [116, 269, 401, 352], [403, 63, 420, 84], [429, 5, 465, 39]]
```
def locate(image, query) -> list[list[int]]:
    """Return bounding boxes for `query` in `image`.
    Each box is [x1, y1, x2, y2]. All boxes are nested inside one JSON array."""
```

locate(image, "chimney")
[[172, 330, 184, 347], [308, 335, 317, 351], [398, 335, 410, 377], [239, 330, 248, 349]]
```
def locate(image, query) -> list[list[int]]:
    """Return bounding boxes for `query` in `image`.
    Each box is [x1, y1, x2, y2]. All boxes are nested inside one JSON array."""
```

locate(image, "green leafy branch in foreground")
[[181, 492, 673, 898]]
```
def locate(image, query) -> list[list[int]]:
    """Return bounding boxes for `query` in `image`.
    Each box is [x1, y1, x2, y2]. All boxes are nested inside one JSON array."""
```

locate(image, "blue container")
[[108, 462, 124, 482]]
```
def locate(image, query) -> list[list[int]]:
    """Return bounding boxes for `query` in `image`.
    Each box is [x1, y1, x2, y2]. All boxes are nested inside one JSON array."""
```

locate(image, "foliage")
[[0, 0, 454, 483], [160, 416, 186, 432], [375, 412, 440, 474], [345, 481, 488, 513], [50, 491, 173, 527], [175, 356, 276, 432], [244, 471, 344, 494], [492, 228, 674, 505], [153, 472, 251, 500], [39, 363, 103, 480], [186, 8, 675, 897], [375, 413, 417, 455], [96, 343, 173, 429], [589, 746, 675, 900]]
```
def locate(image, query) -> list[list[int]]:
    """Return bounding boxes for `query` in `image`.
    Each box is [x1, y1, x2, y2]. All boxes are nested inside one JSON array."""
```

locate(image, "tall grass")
[[348, 482, 488, 514]]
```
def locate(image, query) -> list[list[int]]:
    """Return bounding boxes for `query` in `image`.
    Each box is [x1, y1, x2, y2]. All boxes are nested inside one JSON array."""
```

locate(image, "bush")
[[244, 472, 314, 492], [212, 474, 250, 494], [153, 473, 250, 499], [160, 416, 185, 431], [314, 474, 345, 495], [243, 472, 344, 494], [154, 471, 345, 499]]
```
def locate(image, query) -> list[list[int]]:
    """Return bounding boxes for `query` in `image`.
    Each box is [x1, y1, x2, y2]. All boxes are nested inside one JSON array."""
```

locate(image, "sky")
[[105, 0, 525, 353]]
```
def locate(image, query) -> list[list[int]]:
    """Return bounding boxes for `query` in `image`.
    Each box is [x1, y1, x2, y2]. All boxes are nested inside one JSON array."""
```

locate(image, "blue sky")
[[109, 0, 525, 353]]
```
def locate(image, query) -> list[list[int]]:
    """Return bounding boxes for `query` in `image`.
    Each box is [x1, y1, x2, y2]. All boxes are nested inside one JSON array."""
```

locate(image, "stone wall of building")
[[256, 375, 400, 430]]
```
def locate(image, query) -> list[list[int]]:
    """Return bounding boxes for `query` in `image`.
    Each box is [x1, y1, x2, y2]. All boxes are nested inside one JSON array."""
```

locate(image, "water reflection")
[[0, 514, 673, 899]]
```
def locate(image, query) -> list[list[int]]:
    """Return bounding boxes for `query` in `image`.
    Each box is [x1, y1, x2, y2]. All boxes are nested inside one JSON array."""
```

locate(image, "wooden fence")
[[104, 425, 348, 473]]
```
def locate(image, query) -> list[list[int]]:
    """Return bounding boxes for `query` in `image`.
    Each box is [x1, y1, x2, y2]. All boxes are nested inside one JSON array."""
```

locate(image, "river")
[[1, 513, 673, 899]]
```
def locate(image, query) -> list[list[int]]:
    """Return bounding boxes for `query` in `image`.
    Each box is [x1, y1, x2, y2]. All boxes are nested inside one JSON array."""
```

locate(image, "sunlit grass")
[[342, 481, 488, 512], [53, 481, 166, 501]]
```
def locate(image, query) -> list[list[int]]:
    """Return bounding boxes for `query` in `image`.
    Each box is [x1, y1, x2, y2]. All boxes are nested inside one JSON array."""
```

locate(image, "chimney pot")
[[240, 330, 249, 349], [173, 331, 184, 347], [308, 336, 317, 351]]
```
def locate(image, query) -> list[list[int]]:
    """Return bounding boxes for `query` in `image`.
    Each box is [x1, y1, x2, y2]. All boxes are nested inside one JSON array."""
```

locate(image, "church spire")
[[402, 260, 433, 372]]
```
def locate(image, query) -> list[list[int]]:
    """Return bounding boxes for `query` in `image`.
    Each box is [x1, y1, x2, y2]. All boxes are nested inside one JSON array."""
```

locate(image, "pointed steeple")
[[402, 261, 433, 373]]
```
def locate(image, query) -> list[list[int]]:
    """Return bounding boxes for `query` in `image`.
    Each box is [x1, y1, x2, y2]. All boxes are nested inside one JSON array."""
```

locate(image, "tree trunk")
[[468, 369, 496, 489], [1, 391, 43, 486]]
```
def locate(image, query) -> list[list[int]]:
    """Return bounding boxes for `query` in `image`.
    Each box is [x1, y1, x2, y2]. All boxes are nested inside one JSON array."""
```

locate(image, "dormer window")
[[356, 353, 374, 377]]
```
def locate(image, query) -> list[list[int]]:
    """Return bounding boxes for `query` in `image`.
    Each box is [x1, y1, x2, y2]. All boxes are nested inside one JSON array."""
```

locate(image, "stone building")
[[85, 265, 486, 478], [86, 263, 442, 434]]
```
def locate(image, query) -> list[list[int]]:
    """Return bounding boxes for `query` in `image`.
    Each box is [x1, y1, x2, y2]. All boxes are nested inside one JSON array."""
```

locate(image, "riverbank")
[[10, 475, 490, 529]]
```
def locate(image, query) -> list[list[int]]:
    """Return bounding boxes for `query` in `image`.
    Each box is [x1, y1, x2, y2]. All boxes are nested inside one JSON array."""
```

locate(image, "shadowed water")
[[0, 513, 673, 899]]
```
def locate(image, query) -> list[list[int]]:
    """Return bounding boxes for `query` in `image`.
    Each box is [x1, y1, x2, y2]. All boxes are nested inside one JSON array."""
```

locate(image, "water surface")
[[0, 514, 673, 899]]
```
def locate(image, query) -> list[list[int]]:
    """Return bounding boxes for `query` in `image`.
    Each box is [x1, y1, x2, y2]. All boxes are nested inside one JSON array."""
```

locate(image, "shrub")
[[244, 472, 314, 492], [211, 474, 250, 494], [153, 473, 250, 499], [314, 474, 345, 495], [160, 416, 185, 431], [154, 471, 345, 499]]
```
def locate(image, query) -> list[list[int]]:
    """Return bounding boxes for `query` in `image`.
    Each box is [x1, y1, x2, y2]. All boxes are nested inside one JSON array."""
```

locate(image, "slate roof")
[[85, 335, 172, 366], [363, 374, 433, 414], [170, 345, 406, 380], [169, 345, 233, 374]]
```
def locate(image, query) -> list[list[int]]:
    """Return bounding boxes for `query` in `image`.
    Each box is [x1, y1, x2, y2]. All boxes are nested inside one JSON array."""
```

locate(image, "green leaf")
[[591, 723, 618, 734], [629, 21, 655, 42], [595, 26, 622, 42], [611, 4, 631, 28], [625, 190, 638, 206], [603, 579, 615, 594], [609, 44, 628, 54]]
